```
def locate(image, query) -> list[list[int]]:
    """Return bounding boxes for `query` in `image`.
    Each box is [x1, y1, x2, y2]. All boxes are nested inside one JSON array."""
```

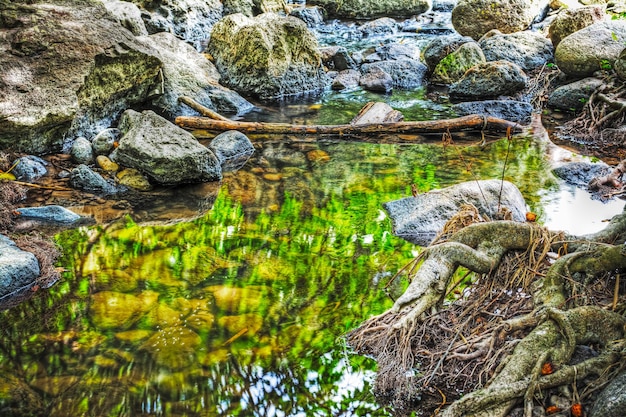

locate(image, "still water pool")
[[1, 96, 624, 417]]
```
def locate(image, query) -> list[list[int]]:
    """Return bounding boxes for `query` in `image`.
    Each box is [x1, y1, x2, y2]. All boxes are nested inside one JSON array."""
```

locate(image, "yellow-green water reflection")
[[0, 137, 558, 416]]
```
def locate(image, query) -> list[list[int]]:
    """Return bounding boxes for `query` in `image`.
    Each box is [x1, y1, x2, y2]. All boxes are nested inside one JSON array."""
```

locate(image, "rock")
[[207, 13, 329, 100], [431, 41, 486, 84], [351, 102, 404, 124], [452, 100, 533, 125], [0, 234, 40, 297], [96, 155, 119, 172], [319, 46, 357, 71], [449, 60, 528, 99], [289, 6, 326, 27], [11, 156, 48, 182], [552, 161, 611, 188], [137, 32, 253, 117], [308, 0, 430, 19], [209, 130, 255, 172], [128, 0, 223, 51], [69, 164, 120, 195], [112, 109, 221, 185], [70, 137, 94, 165], [547, 77, 604, 111], [103, 0, 149, 36], [479, 30, 554, 71], [15, 206, 81, 224], [616, 47, 626, 80], [223, 0, 254, 16], [91, 128, 120, 156], [423, 33, 476, 73], [548, 5, 605, 47], [208, 285, 265, 313], [0, 2, 162, 154], [332, 69, 361, 90], [116, 168, 152, 191], [375, 42, 420, 61], [362, 59, 428, 89], [358, 17, 399, 37], [383, 180, 528, 246], [89, 290, 158, 330], [359, 66, 394, 93], [262, 144, 307, 167], [452, 0, 547, 40], [590, 370, 626, 417], [555, 20, 626, 78]]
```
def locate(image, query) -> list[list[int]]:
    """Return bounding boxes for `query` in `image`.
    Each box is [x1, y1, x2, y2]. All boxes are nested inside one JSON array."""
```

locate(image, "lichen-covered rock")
[[547, 77, 604, 111], [449, 60, 528, 99], [0, 1, 162, 154], [432, 41, 485, 84], [0, 235, 40, 298], [112, 109, 222, 184], [362, 59, 428, 89], [452, 100, 533, 125], [479, 30, 554, 71], [11, 155, 48, 182], [70, 137, 94, 165], [451, 0, 547, 40], [207, 13, 329, 100], [383, 180, 528, 246], [103, 0, 148, 36], [89, 290, 158, 330], [548, 5, 605, 47], [422, 33, 476, 73], [137, 32, 253, 117], [308, 0, 430, 19], [332, 69, 361, 90], [359, 66, 394, 93], [590, 370, 626, 417], [555, 20, 626, 78], [126, 0, 223, 51]]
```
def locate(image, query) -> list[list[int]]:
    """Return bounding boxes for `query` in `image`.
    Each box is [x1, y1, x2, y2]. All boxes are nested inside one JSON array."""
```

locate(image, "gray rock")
[[209, 130, 255, 172], [0, 2, 162, 154], [555, 20, 626, 78], [207, 13, 329, 100], [132, 0, 223, 51], [479, 30, 554, 72], [432, 41, 485, 84], [422, 33, 476, 73], [289, 6, 325, 27], [71, 137, 94, 165], [362, 59, 428, 89], [452, 100, 533, 125], [15, 206, 81, 224], [383, 180, 528, 246], [11, 156, 48, 182], [552, 161, 611, 188], [547, 77, 604, 111], [359, 17, 399, 37], [223, 0, 254, 16], [91, 128, 121, 156], [332, 69, 361, 90], [359, 66, 394, 93], [449, 60, 528, 99], [262, 144, 307, 167], [307, 0, 430, 19], [616, 47, 626, 80], [319, 46, 357, 71], [0, 235, 40, 298], [590, 370, 626, 417], [375, 43, 420, 61], [548, 5, 605, 48], [113, 109, 222, 184], [70, 164, 120, 195], [103, 1, 149, 36], [138, 32, 253, 117], [452, 0, 547, 40]]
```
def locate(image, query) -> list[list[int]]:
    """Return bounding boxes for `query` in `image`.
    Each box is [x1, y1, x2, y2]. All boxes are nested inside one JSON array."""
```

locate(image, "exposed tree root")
[[346, 206, 626, 417]]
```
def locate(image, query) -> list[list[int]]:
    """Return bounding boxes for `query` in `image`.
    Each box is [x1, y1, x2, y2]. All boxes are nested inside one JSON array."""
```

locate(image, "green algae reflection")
[[0, 137, 556, 416]]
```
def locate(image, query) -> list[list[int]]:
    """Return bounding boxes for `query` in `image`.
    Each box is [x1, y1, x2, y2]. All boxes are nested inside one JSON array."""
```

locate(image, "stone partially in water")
[[449, 60, 528, 99], [70, 164, 121, 195], [11, 155, 48, 182], [15, 205, 81, 225], [0, 235, 40, 298], [209, 130, 255, 172], [383, 180, 528, 246]]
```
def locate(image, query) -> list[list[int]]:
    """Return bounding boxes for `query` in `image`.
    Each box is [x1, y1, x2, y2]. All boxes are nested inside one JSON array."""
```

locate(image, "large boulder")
[[431, 41, 486, 84], [103, 1, 149, 36], [451, 0, 548, 40], [555, 20, 626, 78], [478, 30, 554, 71], [137, 32, 253, 117], [361, 59, 428, 89], [383, 180, 528, 246], [548, 5, 605, 47], [112, 110, 222, 184], [422, 33, 476, 73], [0, 235, 40, 298], [547, 77, 604, 111], [207, 13, 329, 100], [124, 0, 223, 51], [449, 60, 528, 99], [307, 0, 430, 19], [0, 0, 162, 154]]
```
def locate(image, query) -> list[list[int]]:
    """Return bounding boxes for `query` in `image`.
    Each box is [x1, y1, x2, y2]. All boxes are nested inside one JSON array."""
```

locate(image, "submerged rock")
[[207, 13, 329, 100], [0, 235, 40, 298], [209, 130, 255, 172], [383, 180, 528, 246], [112, 109, 222, 185]]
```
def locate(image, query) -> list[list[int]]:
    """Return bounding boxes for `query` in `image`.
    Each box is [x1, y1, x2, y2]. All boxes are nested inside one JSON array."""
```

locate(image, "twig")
[[178, 96, 232, 121]]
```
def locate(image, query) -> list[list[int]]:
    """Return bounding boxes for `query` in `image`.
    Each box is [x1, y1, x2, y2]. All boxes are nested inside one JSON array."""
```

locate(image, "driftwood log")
[[175, 96, 523, 139]]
